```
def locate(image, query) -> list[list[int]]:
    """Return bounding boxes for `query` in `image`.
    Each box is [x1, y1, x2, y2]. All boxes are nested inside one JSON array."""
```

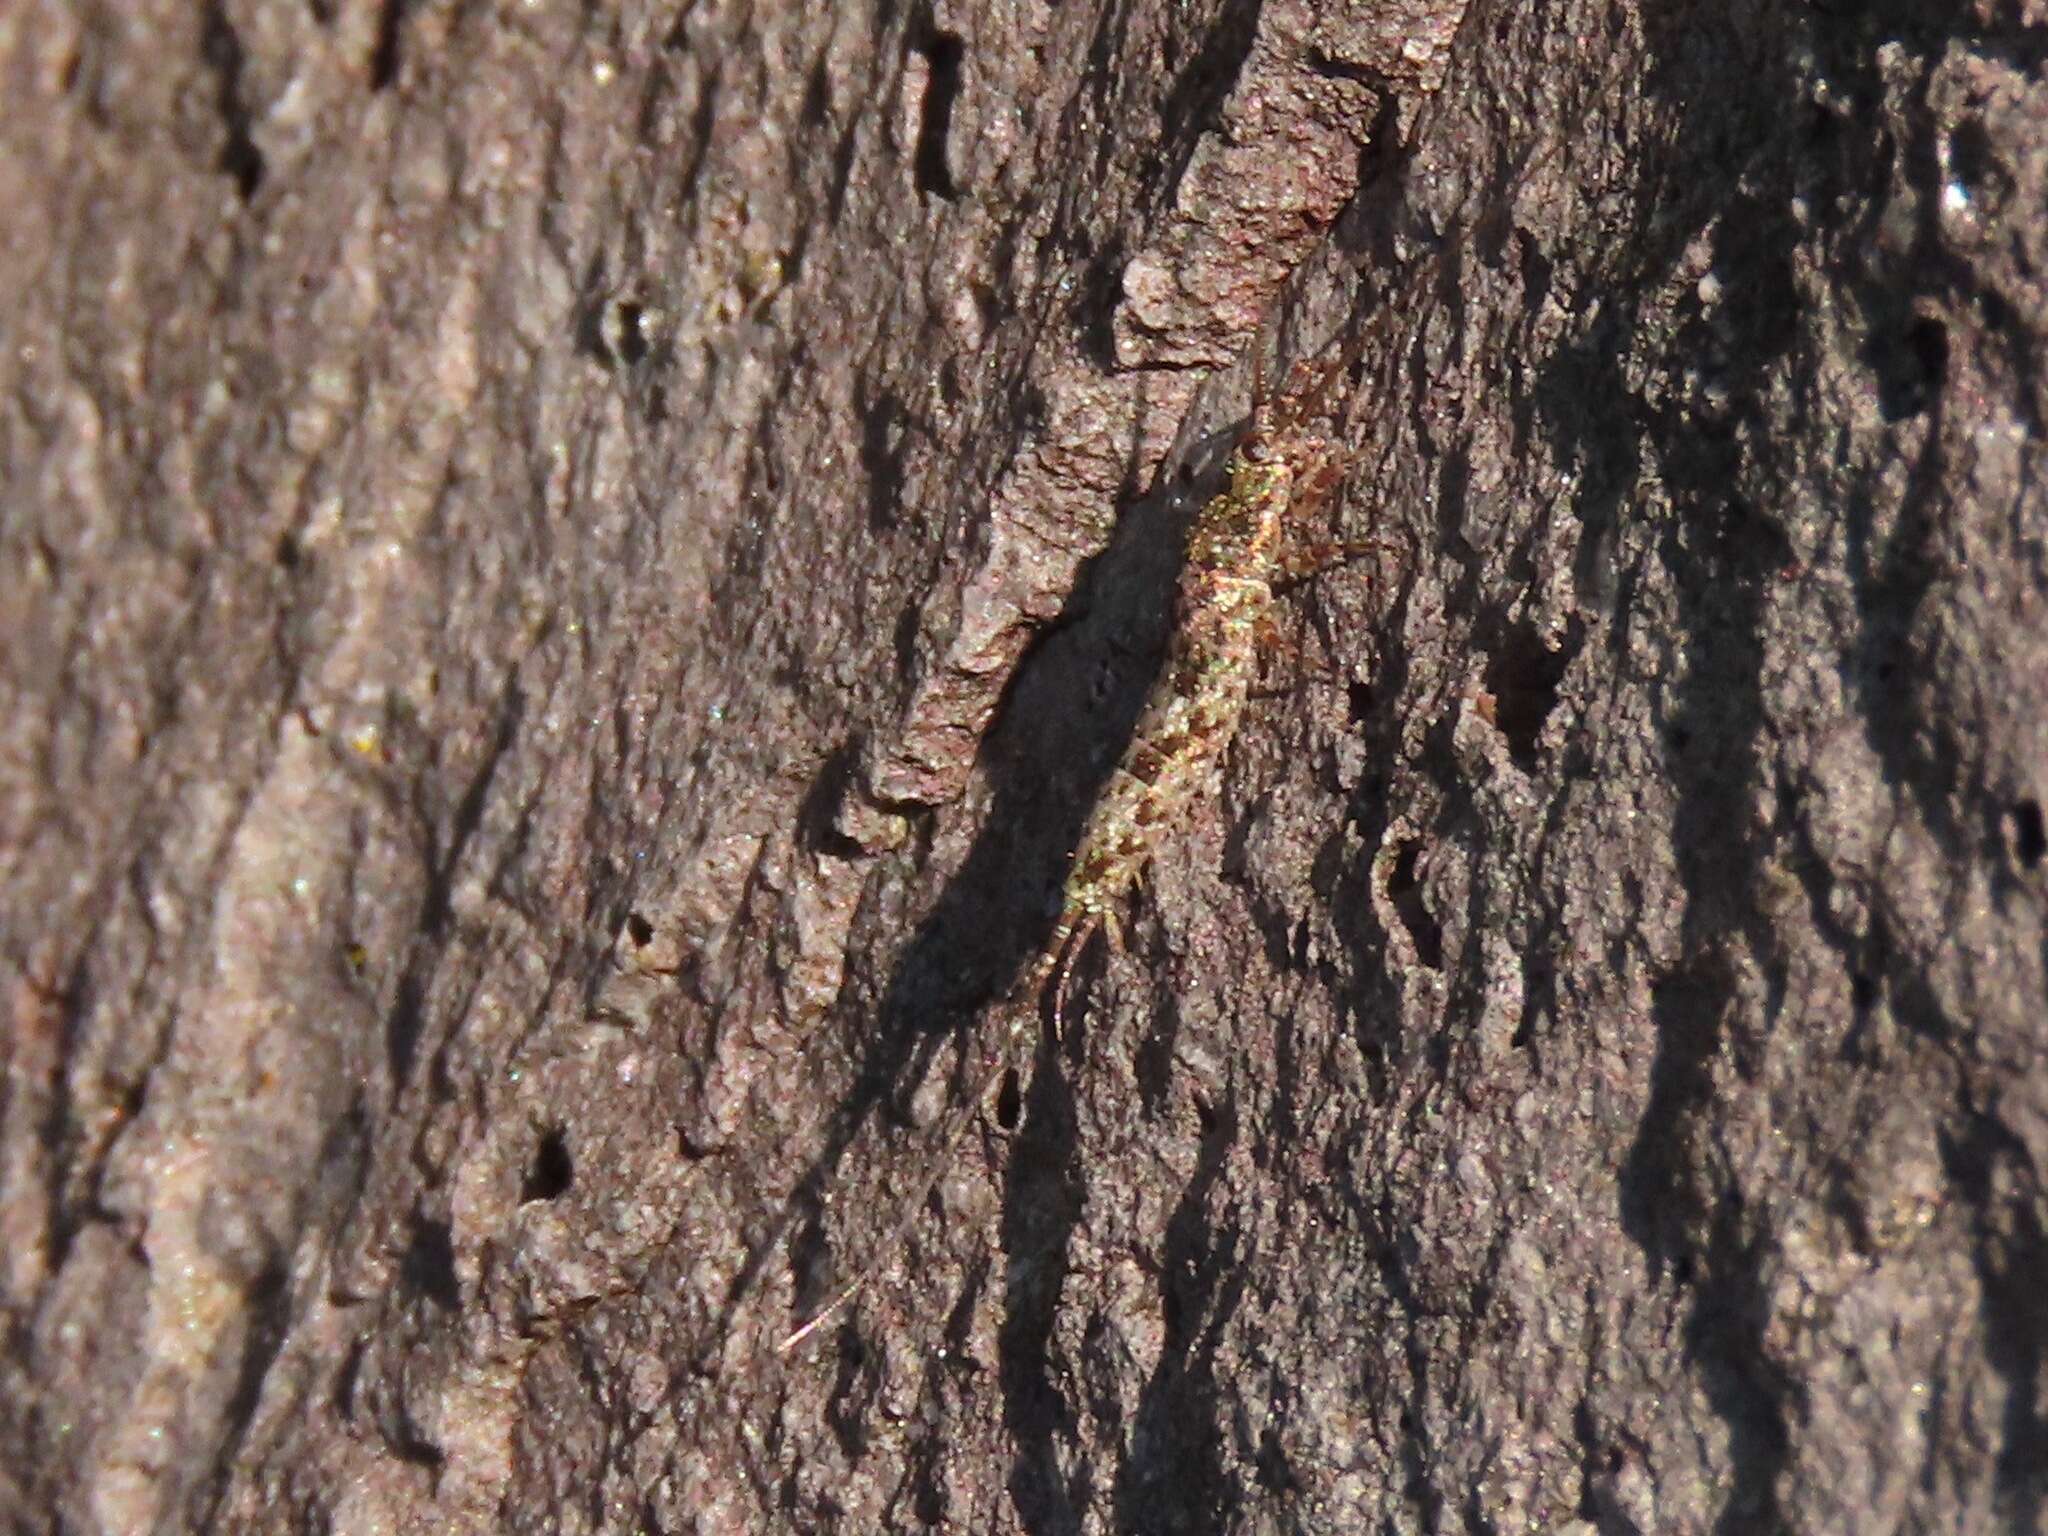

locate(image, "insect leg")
[[1271, 533, 1394, 587], [1047, 912, 1103, 1041]]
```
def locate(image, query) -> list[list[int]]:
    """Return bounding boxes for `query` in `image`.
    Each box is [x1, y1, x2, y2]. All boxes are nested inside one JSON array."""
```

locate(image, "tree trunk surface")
[[4, 0, 2044, 1531]]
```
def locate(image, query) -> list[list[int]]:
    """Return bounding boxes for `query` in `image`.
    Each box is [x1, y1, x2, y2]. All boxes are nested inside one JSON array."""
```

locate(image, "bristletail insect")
[[781, 333, 1374, 1351]]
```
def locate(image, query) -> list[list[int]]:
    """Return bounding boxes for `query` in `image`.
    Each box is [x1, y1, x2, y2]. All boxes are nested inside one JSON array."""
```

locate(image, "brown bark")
[[4, 0, 2045, 1530]]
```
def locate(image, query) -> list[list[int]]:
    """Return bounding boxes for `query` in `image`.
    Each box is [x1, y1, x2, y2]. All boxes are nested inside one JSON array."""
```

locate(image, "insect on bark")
[[781, 336, 1371, 1351]]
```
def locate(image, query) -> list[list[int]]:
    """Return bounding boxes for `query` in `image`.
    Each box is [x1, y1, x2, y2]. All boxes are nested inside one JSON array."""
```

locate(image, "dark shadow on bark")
[[701, 367, 1221, 1434], [998, 1019, 1088, 1534], [1109, 1089, 1246, 1536]]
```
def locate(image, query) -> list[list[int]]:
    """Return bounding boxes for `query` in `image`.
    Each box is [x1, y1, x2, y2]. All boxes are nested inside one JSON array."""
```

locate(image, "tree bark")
[[4, 0, 2044, 1531]]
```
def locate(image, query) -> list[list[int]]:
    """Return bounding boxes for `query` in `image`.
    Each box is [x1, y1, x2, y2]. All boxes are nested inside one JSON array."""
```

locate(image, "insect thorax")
[[1185, 453, 1292, 579]]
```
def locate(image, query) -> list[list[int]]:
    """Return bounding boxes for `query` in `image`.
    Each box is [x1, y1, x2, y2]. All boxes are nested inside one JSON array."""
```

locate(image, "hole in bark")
[[201, 4, 265, 199], [522, 1128, 574, 1202], [219, 127, 263, 200], [332, 1338, 364, 1416], [861, 388, 909, 528], [1385, 838, 1441, 970], [994, 1067, 1021, 1130], [2011, 799, 2045, 869], [910, 27, 964, 199], [893, 601, 922, 679], [1850, 971, 1877, 1013], [400, 1217, 460, 1311], [1254, 1425, 1297, 1492], [614, 301, 650, 365], [801, 57, 831, 127], [1946, 118, 2001, 203], [1484, 620, 1581, 770], [1512, 962, 1548, 1049], [624, 911, 654, 948], [1873, 314, 1948, 422], [370, 0, 407, 90], [389, 1421, 445, 1469]]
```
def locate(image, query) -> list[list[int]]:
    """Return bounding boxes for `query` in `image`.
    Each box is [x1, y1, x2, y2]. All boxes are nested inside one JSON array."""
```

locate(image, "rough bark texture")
[[4, 0, 2046, 1531]]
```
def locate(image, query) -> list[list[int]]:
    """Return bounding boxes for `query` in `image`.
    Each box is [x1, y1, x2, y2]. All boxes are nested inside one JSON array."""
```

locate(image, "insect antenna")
[[775, 1028, 1022, 1353], [777, 917, 1096, 1353], [1045, 913, 1100, 1039]]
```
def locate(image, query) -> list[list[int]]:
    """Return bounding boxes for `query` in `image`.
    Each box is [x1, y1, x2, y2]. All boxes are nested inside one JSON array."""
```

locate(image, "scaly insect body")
[[780, 352, 1353, 1351], [1024, 357, 1349, 1028]]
